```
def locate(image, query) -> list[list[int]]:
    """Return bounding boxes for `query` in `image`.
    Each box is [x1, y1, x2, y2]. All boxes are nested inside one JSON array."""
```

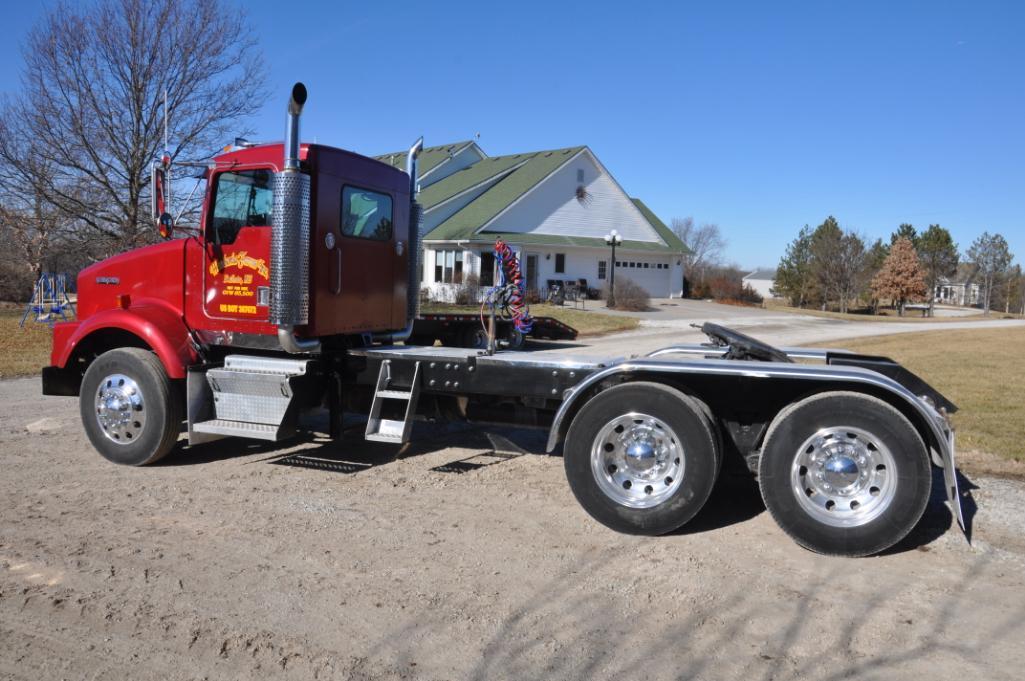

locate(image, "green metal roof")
[[630, 198, 691, 253], [374, 140, 686, 255], [415, 153, 530, 210], [423, 146, 586, 241], [374, 141, 476, 178]]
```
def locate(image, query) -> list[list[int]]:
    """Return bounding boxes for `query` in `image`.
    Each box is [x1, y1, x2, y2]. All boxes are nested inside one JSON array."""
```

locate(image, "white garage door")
[[614, 259, 671, 297]]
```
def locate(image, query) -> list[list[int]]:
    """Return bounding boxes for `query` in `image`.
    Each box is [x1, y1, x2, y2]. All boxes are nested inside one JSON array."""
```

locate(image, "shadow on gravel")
[[881, 467, 978, 555], [367, 545, 1025, 681], [668, 474, 766, 536], [158, 418, 552, 475]]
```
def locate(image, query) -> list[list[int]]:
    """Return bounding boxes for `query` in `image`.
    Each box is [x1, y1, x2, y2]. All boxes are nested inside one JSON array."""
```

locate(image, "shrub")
[[453, 273, 480, 305], [604, 276, 650, 311]]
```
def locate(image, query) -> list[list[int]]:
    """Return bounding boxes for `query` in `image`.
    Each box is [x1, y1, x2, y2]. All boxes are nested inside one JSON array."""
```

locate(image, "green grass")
[[0, 308, 55, 378], [811, 327, 1025, 462], [421, 303, 639, 336]]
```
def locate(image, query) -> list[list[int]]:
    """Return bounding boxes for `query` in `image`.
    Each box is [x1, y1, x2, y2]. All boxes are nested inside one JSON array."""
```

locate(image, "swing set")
[[19, 273, 76, 327]]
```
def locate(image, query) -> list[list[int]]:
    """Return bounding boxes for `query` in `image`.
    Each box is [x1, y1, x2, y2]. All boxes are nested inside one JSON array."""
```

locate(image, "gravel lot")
[[3, 315, 1025, 680]]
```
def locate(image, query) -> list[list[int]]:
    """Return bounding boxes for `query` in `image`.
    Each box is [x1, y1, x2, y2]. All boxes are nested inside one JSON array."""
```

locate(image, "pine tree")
[[917, 225, 959, 316], [872, 238, 927, 316]]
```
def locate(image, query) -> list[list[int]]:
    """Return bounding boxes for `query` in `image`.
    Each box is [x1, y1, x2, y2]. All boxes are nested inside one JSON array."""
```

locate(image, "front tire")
[[80, 348, 183, 466], [564, 382, 719, 535], [758, 391, 931, 556]]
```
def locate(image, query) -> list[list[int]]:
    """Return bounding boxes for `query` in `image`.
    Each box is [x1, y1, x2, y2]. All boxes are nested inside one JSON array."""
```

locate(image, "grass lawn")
[[811, 327, 1025, 463], [0, 308, 55, 378], [421, 303, 639, 337], [763, 299, 1019, 323]]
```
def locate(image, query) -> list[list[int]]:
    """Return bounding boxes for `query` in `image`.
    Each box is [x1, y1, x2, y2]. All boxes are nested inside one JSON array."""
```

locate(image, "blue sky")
[[2, 0, 1022, 269]]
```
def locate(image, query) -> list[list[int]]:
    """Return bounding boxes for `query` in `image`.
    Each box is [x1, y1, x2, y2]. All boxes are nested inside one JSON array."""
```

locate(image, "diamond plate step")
[[192, 419, 284, 441]]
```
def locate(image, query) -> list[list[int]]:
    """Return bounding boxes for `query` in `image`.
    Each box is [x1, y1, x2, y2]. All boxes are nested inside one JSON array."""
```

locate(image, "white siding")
[[423, 244, 678, 298], [743, 277, 777, 299], [486, 152, 665, 244]]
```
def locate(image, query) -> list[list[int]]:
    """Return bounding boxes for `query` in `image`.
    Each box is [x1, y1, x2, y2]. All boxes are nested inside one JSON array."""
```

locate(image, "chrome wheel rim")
[[791, 426, 897, 527], [590, 412, 684, 508], [94, 373, 146, 445]]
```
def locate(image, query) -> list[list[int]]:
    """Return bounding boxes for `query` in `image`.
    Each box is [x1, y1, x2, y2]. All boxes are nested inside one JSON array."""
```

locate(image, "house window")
[[643, 262, 649, 268], [598, 260, 607, 280], [554, 253, 566, 274], [341, 186, 393, 240], [576, 168, 584, 183], [434, 249, 463, 284], [479, 251, 495, 286]]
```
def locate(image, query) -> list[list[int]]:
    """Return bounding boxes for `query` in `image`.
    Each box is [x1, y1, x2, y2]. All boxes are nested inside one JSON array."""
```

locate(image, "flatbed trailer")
[[410, 312, 577, 350], [42, 82, 964, 558]]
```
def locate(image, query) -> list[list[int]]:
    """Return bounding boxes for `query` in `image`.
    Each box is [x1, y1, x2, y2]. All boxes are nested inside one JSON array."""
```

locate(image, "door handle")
[[330, 247, 342, 294]]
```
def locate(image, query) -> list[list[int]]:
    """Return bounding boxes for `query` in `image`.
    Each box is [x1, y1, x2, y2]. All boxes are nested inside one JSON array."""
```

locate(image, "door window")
[[210, 169, 273, 245], [341, 186, 393, 240]]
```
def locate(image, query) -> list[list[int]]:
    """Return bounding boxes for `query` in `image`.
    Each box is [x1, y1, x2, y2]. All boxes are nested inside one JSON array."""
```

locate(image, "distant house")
[[743, 268, 779, 299], [934, 264, 981, 306], [375, 141, 690, 300]]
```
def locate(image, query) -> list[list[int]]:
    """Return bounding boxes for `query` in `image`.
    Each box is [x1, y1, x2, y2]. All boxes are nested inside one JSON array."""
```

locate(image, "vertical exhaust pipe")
[[373, 137, 423, 344], [272, 82, 320, 353]]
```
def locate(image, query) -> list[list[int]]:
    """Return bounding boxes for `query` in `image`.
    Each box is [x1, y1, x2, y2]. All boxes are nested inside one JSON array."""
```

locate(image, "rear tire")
[[80, 348, 183, 466], [564, 382, 719, 535], [460, 325, 489, 349], [504, 328, 526, 351], [758, 391, 931, 556]]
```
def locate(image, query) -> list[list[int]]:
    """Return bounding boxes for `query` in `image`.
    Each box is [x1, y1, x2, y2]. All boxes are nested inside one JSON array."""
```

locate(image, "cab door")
[[202, 168, 274, 323]]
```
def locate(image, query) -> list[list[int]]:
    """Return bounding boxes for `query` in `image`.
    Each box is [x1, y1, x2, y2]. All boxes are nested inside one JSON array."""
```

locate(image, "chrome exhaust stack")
[[373, 137, 423, 344], [271, 82, 320, 354]]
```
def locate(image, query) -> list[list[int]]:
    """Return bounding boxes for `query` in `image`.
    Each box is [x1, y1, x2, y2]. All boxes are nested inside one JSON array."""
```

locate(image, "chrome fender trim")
[[545, 357, 965, 534]]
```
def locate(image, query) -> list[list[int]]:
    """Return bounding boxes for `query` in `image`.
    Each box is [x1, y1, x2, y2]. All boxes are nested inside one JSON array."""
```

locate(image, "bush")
[[453, 273, 480, 305], [605, 276, 650, 311]]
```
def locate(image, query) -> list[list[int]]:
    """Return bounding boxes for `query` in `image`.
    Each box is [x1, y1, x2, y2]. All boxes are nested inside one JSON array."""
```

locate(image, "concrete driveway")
[[538, 299, 1025, 359]]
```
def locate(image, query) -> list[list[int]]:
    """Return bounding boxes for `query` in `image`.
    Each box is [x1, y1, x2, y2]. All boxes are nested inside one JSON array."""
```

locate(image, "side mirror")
[[151, 161, 174, 239]]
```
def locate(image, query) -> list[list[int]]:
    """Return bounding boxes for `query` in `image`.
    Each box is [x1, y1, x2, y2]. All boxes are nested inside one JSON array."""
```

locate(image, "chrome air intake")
[[271, 82, 319, 353]]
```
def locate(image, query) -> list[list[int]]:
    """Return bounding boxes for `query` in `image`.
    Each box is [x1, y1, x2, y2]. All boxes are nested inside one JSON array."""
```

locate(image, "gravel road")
[[3, 313, 1025, 680]]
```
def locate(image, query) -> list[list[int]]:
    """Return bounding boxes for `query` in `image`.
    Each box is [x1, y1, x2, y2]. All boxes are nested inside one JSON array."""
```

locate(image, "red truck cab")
[[45, 141, 412, 392]]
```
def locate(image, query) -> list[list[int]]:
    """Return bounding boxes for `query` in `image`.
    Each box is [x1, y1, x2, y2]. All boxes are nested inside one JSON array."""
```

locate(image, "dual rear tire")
[[563, 385, 931, 556]]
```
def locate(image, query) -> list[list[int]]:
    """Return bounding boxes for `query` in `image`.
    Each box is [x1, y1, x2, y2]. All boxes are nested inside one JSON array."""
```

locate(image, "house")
[[743, 268, 779, 299], [375, 141, 689, 300], [934, 264, 981, 306]]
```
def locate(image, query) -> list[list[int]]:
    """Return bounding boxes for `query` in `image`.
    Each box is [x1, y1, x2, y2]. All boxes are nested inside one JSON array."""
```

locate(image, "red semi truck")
[[42, 83, 963, 556]]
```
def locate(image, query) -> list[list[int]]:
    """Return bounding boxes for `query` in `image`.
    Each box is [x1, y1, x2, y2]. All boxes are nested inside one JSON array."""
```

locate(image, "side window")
[[554, 253, 566, 274], [210, 169, 273, 245], [341, 186, 392, 241]]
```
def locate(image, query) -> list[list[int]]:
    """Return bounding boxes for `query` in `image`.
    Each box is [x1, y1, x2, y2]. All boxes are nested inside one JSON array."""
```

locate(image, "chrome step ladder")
[[365, 360, 421, 443]]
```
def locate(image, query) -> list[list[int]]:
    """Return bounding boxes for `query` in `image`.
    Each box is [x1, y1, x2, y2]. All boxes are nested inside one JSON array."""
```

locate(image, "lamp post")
[[604, 229, 622, 308]]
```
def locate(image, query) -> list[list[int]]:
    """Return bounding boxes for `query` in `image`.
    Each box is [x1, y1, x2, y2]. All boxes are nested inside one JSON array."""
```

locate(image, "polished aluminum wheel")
[[791, 426, 897, 527], [94, 373, 146, 445], [590, 412, 684, 508]]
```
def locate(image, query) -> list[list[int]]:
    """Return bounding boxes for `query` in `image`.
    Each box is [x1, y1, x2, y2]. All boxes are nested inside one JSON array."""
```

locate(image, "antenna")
[[163, 89, 169, 155]]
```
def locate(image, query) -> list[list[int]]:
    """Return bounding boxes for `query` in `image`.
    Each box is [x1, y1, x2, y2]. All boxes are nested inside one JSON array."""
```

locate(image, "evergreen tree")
[[890, 223, 919, 250], [773, 226, 815, 307], [917, 224, 959, 316]]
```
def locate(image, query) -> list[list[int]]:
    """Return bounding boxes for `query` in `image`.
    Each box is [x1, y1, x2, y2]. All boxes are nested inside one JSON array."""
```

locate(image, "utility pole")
[[604, 229, 622, 309]]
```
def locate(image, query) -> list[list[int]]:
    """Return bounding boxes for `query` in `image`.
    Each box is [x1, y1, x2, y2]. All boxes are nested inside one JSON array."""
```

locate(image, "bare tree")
[[672, 217, 726, 286], [0, 0, 265, 254], [967, 232, 1013, 314]]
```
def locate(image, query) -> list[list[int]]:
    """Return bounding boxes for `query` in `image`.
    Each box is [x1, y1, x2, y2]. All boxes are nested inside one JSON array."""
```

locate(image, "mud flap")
[[941, 430, 966, 538]]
